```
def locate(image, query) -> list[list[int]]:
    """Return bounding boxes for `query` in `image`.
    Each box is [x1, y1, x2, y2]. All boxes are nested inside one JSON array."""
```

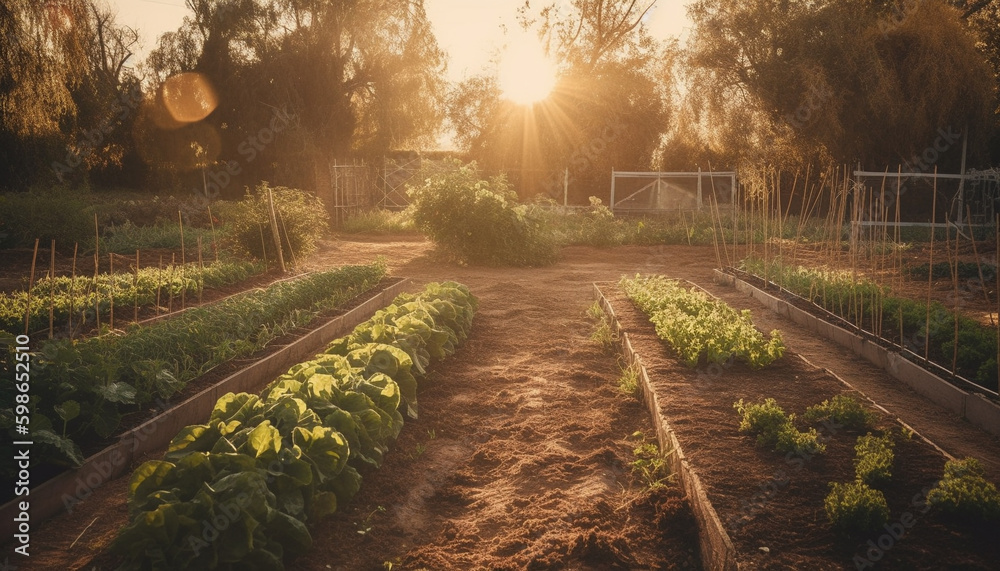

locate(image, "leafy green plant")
[[407, 160, 557, 266], [803, 394, 877, 431], [927, 457, 1000, 521], [112, 281, 478, 570], [622, 274, 784, 368], [824, 480, 890, 533], [216, 182, 329, 264], [734, 398, 826, 455], [854, 433, 895, 488], [98, 221, 217, 254]]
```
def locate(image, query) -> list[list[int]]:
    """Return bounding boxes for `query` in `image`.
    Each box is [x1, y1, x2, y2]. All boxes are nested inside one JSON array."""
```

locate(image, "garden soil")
[[11, 237, 1000, 570]]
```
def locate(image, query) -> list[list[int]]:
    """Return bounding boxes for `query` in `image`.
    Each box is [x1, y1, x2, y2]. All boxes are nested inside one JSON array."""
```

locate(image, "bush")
[[217, 182, 329, 264], [825, 480, 890, 533], [0, 189, 95, 251], [927, 458, 1000, 521], [804, 394, 877, 430], [407, 161, 557, 266], [734, 398, 825, 455], [854, 433, 895, 487]]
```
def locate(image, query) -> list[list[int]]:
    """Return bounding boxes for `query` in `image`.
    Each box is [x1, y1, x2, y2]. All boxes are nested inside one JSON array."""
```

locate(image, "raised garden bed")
[[596, 278, 1000, 569], [0, 276, 411, 542], [715, 268, 1000, 439]]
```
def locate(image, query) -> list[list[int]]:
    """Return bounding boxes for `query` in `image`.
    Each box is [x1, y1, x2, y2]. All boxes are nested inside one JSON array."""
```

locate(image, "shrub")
[[927, 458, 1000, 521], [825, 480, 890, 533], [407, 161, 557, 266], [803, 394, 877, 431], [0, 189, 95, 251], [217, 182, 329, 264], [854, 433, 895, 487], [734, 398, 826, 455]]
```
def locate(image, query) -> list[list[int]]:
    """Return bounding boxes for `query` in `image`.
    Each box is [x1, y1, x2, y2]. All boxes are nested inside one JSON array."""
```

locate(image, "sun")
[[498, 37, 557, 105]]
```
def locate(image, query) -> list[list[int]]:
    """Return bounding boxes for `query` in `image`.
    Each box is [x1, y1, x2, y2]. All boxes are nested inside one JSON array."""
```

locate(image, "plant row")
[[0, 260, 262, 335], [621, 274, 785, 368], [734, 395, 1000, 534], [0, 263, 386, 477], [110, 281, 478, 570], [741, 258, 998, 386]]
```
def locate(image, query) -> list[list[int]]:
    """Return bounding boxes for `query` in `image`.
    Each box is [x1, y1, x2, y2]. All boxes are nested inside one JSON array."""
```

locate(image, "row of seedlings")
[[0, 264, 386, 475]]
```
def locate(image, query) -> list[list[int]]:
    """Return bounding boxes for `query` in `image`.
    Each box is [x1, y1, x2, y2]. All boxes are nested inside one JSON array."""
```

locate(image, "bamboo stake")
[[156, 255, 163, 317], [169, 253, 175, 313], [134, 250, 140, 323], [109, 253, 114, 330], [681, 210, 692, 247], [197, 236, 204, 305], [953, 219, 960, 376], [94, 213, 100, 334], [266, 188, 287, 273], [25, 238, 39, 335], [207, 206, 219, 263], [925, 169, 938, 361], [966, 205, 993, 326], [996, 214, 999, 391], [179, 212, 186, 310], [69, 242, 77, 339], [896, 167, 904, 349], [49, 239, 55, 338]]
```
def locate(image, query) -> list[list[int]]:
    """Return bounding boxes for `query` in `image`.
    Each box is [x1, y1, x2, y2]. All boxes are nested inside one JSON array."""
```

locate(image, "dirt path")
[[298, 239, 702, 569]]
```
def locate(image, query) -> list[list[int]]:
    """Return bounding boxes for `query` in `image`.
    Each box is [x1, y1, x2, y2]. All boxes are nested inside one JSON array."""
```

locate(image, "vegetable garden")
[[3, 168, 1000, 570]]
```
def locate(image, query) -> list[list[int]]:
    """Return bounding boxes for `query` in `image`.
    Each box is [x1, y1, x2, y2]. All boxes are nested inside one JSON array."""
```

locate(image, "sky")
[[113, 0, 692, 81]]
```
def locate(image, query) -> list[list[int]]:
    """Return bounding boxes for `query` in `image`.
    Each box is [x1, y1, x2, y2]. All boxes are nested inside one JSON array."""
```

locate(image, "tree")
[[449, 0, 673, 202], [138, 0, 447, 193], [684, 0, 997, 170]]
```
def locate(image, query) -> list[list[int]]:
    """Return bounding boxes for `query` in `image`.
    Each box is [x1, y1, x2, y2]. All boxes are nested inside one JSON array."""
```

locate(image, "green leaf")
[[94, 382, 138, 404], [33, 428, 84, 467], [246, 421, 282, 461], [165, 424, 222, 461], [128, 460, 176, 511], [54, 400, 80, 423]]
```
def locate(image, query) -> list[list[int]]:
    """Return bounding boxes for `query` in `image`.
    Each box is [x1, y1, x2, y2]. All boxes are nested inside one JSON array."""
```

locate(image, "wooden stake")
[[952, 214, 960, 376], [49, 239, 55, 338], [178, 212, 186, 310], [266, 188, 287, 273], [25, 238, 39, 335], [156, 255, 163, 317], [207, 206, 219, 263], [169, 253, 175, 313], [94, 212, 101, 334], [135, 249, 140, 324], [109, 253, 114, 331], [966, 205, 993, 326], [197, 236, 203, 305], [925, 170, 938, 361], [69, 242, 77, 339]]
